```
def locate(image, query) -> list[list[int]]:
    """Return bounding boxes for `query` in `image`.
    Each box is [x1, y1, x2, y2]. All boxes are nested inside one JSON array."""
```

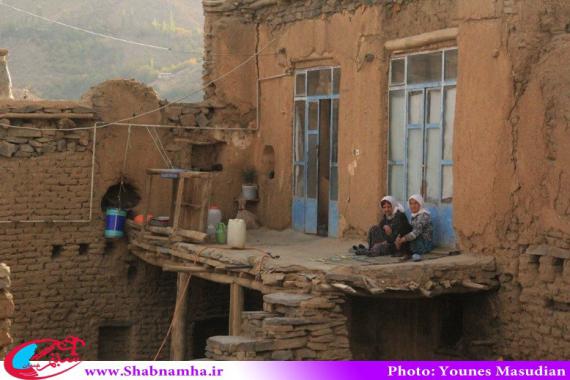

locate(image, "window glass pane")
[[408, 91, 423, 124], [442, 165, 453, 201], [308, 102, 318, 130], [333, 68, 341, 95], [407, 52, 442, 84], [443, 87, 455, 161], [330, 165, 338, 201], [389, 165, 405, 202], [407, 128, 423, 197], [295, 73, 306, 96], [389, 90, 405, 161], [427, 89, 441, 124], [294, 101, 305, 162], [331, 99, 339, 163], [444, 50, 458, 81], [307, 134, 318, 199], [294, 165, 305, 197], [426, 128, 441, 202], [390, 59, 405, 85], [307, 69, 332, 96]]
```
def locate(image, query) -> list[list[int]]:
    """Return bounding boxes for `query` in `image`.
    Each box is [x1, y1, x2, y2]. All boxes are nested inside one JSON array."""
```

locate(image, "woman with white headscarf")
[[396, 194, 434, 261], [366, 195, 412, 257]]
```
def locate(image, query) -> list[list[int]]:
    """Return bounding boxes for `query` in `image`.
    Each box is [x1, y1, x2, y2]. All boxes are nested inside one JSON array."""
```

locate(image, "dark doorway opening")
[[187, 278, 230, 359], [347, 295, 470, 360], [191, 317, 229, 359], [244, 287, 264, 311]]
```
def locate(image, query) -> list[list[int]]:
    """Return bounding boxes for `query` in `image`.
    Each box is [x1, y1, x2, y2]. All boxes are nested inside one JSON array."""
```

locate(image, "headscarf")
[[408, 194, 430, 217], [380, 195, 405, 218]]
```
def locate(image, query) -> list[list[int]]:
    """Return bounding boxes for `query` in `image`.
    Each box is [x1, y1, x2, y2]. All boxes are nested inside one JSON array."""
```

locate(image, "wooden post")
[[229, 282, 244, 336], [170, 273, 190, 360]]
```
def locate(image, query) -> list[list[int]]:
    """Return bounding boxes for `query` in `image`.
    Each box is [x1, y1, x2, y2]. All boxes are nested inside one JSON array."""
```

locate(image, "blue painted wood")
[[425, 203, 454, 248], [304, 198, 318, 234], [328, 201, 339, 237], [292, 197, 305, 232]]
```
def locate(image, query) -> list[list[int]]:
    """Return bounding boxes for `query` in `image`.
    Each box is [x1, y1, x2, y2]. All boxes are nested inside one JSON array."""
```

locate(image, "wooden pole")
[[170, 273, 190, 360], [229, 282, 244, 336]]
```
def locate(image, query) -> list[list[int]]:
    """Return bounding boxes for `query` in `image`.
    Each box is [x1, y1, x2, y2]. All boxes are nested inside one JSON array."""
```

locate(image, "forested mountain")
[[0, 0, 204, 101]]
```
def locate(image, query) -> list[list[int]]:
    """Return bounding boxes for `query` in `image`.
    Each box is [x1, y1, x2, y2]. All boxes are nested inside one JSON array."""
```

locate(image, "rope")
[[152, 274, 192, 361], [121, 124, 132, 174], [145, 127, 172, 168]]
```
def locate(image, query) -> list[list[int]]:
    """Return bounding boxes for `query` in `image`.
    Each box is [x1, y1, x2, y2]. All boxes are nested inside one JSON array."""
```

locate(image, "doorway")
[[292, 67, 340, 237]]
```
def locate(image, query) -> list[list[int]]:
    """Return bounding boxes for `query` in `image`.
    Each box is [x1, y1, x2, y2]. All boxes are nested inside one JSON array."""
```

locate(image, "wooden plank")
[[175, 229, 207, 243], [170, 273, 190, 360], [163, 264, 207, 273], [384, 28, 458, 51], [229, 283, 244, 336], [142, 174, 153, 231], [171, 176, 186, 232], [147, 226, 173, 236]]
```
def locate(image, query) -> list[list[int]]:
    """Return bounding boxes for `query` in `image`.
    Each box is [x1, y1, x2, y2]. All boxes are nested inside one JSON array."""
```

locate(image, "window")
[[388, 49, 457, 203]]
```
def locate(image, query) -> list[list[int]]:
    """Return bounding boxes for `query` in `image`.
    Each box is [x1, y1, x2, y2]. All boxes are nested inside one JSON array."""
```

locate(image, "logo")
[[4, 336, 85, 379]]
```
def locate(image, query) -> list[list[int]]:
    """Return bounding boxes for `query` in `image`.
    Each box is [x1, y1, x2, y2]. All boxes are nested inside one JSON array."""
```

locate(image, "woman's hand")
[[383, 225, 392, 236]]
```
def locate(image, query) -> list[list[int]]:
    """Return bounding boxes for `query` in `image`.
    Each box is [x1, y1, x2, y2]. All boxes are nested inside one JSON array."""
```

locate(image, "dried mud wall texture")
[[0, 80, 240, 359], [452, 0, 570, 360], [0, 263, 13, 358], [203, 0, 458, 232]]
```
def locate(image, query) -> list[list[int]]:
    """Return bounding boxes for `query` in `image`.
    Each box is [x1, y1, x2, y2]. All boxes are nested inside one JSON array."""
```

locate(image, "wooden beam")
[[163, 264, 207, 273], [170, 273, 190, 360], [175, 229, 207, 243], [229, 283, 244, 336], [385, 28, 458, 51]]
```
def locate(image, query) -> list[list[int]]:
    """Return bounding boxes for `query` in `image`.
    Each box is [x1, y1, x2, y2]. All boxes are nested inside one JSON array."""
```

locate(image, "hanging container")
[[227, 219, 247, 249], [241, 184, 258, 201], [215, 222, 227, 244], [104, 208, 127, 238], [207, 206, 223, 240]]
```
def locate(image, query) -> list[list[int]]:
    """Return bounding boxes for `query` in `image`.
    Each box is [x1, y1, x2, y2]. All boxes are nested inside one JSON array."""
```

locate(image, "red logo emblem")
[[4, 336, 85, 379]]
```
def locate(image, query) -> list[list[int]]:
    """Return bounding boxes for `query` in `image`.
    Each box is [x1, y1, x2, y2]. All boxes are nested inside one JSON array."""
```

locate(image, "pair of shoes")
[[412, 254, 422, 262]]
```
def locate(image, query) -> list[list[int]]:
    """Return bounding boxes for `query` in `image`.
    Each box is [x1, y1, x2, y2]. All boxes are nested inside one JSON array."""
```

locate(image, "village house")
[[1, 0, 569, 360]]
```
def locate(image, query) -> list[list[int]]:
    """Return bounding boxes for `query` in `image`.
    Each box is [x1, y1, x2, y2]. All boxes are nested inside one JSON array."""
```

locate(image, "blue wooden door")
[[292, 68, 340, 237], [328, 99, 340, 237]]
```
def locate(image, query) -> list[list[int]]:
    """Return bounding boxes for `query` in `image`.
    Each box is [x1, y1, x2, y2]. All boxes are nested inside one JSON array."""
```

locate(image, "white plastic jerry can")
[[227, 219, 247, 249]]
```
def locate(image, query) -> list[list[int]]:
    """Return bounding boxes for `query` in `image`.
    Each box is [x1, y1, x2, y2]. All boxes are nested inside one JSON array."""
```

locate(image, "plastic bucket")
[[105, 208, 127, 238]]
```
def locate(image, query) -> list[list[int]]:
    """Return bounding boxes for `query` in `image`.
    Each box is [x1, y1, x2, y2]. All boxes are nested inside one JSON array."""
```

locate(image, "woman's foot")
[[412, 254, 422, 262]]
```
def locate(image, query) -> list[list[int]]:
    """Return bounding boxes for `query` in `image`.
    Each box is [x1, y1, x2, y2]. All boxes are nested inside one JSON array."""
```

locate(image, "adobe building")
[[1, 0, 569, 360]]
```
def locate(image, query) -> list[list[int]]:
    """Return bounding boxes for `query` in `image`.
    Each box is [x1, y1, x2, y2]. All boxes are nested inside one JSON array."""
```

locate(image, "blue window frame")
[[388, 48, 457, 203], [388, 49, 457, 247]]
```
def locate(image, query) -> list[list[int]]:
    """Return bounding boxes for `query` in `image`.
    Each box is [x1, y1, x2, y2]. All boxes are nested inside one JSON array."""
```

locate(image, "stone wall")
[[0, 263, 13, 358], [206, 292, 349, 360]]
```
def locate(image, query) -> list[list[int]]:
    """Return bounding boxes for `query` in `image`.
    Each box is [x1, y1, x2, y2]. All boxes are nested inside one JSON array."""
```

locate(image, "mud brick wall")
[[0, 263, 13, 358], [0, 108, 180, 359]]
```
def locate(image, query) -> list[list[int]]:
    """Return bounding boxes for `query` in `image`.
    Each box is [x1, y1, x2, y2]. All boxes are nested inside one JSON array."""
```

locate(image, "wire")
[[0, 1, 178, 51], [0, 1, 276, 58], [0, 37, 277, 132]]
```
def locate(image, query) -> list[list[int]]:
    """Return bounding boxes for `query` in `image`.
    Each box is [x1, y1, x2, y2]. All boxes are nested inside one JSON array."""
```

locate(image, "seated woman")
[[367, 196, 412, 257], [396, 194, 434, 262]]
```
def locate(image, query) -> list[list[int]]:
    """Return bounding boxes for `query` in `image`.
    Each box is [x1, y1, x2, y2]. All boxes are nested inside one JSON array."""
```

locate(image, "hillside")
[[0, 0, 204, 101]]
